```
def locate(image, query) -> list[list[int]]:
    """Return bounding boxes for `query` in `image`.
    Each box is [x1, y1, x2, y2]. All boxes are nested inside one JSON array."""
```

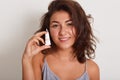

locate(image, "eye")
[[66, 22, 73, 27], [50, 22, 59, 28], [51, 24, 59, 28]]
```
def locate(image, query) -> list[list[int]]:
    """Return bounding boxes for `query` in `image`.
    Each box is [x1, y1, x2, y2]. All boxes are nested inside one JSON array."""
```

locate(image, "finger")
[[40, 45, 51, 50], [34, 45, 51, 55], [35, 36, 45, 44], [31, 36, 45, 45], [35, 31, 47, 37], [28, 38, 39, 46]]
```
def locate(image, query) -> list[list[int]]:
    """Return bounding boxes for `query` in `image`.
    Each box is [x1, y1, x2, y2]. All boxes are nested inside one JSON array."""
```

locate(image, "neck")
[[52, 47, 75, 61]]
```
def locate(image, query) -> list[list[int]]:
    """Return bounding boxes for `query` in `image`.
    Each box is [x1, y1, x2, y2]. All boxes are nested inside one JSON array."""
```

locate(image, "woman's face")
[[49, 10, 76, 50]]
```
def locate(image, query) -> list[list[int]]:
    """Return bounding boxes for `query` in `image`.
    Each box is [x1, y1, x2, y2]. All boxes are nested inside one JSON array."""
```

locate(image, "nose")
[[59, 26, 67, 36]]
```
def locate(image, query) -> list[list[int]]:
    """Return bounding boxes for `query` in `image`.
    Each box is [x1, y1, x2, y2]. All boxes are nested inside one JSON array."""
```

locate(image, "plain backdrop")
[[0, 0, 120, 80]]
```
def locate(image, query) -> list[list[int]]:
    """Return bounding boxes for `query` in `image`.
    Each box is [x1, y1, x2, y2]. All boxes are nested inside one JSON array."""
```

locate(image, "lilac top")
[[42, 59, 89, 80]]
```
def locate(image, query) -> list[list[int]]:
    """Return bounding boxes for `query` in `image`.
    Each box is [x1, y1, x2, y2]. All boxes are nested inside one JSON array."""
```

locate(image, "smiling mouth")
[[59, 37, 70, 42]]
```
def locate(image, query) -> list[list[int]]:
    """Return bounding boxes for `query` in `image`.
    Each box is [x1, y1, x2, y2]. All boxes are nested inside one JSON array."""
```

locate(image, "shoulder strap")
[[85, 60, 87, 72]]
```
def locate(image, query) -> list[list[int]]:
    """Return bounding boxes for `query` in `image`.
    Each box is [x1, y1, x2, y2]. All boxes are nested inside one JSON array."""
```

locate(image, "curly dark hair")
[[36, 0, 97, 63]]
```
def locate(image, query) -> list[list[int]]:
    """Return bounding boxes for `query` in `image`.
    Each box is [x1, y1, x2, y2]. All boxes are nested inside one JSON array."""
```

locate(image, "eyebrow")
[[65, 19, 72, 23], [51, 21, 59, 24], [51, 19, 72, 24]]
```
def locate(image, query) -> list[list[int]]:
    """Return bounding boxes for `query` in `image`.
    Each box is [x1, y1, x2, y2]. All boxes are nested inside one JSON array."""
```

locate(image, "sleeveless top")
[[42, 59, 89, 80]]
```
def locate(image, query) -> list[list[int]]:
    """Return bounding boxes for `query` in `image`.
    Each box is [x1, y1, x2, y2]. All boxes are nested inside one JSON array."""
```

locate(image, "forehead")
[[50, 10, 71, 22]]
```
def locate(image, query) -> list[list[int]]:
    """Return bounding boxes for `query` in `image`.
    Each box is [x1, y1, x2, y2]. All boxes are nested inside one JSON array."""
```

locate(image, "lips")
[[59, 37, 70, 42]]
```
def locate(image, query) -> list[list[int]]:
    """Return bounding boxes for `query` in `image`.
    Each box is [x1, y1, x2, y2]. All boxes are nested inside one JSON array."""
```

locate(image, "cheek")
[[71, 27, 76, 37], [50, 29, 58, 39]]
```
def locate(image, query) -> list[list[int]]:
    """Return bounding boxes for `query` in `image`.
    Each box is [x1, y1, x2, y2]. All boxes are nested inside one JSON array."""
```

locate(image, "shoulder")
[[32, 52, 45, 69], [87, 59, 100, 80], [32, 52, 46, 79]]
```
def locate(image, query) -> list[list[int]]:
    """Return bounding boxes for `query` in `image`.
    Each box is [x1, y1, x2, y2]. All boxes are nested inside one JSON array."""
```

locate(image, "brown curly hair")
[[36, 0, 97, 63]]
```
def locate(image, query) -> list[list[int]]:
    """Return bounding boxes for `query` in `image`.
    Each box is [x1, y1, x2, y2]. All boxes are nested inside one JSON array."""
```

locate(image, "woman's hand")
[[22, 31, 51, 62], [22, 31, 51, 80]]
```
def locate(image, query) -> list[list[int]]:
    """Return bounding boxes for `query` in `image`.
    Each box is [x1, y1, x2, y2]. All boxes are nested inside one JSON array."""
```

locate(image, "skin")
[[22, 31, 51, 80], [22, 10, 100, 80], [49, 10, 76, 51]]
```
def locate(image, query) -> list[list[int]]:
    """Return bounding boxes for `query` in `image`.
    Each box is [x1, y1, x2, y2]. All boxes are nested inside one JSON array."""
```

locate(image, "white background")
[[0, 0, 120, 80]]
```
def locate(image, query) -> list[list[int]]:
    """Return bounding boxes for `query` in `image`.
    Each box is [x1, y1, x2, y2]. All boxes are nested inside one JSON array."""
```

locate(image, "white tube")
[[45, 29, 51, 45]]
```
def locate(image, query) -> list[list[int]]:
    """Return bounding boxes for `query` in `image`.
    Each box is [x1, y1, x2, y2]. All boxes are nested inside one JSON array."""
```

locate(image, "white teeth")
[[59, 37, 69, 41]]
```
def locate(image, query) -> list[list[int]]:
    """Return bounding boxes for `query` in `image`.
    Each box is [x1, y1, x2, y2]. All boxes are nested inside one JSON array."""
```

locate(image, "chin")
[[58, 44, 73, 50]]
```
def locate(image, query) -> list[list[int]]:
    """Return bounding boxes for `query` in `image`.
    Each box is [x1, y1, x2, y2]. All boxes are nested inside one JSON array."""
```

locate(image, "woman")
[[22, 0, 100, 80]]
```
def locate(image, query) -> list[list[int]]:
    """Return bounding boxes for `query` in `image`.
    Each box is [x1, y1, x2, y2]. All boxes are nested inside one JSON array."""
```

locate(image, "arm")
[[22, 56, 35, 80], [22, 31, 50, 80]]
